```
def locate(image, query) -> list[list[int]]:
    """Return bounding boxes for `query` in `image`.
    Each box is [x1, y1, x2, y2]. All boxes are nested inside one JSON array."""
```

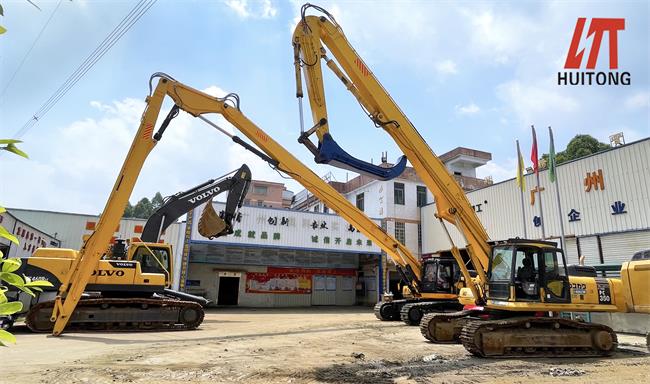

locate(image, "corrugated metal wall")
[[564, 237, 579, 264], [422, 139, 650, 262], [601, 230, 650, 264], [578, 236, 600, 265]]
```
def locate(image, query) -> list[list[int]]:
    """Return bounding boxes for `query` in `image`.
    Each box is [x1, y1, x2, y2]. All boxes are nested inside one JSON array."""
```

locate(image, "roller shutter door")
[[578, 236, 600, 266], [600, 230, 650, 264], [564, 237, 579, 265]]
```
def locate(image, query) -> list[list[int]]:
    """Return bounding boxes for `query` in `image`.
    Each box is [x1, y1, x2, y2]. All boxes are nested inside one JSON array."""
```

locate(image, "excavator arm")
[[293, 4, 490, 302], [51, 72, 425, 335], [140, 164, 251, 242]]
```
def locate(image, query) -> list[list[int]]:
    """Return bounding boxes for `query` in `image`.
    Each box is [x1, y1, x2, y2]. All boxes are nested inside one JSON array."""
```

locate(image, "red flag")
[[530, 125, 539, 174]]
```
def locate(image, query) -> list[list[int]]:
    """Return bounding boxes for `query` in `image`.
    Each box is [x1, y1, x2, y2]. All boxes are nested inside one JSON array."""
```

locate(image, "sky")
[[0, 0, 648, 214]]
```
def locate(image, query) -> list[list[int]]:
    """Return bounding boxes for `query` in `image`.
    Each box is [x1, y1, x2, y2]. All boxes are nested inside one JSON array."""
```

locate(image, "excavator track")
[[374, 299, 420, 321], [25, 297, 204, 333], [460, 316, 618, 358], [400, 301, 463, 326], [419, 309, 478, 343]]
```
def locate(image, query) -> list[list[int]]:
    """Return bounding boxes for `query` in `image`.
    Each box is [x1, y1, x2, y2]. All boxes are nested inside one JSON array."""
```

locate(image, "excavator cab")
[[129, 243, 173, 288], [420, 258, 458, 294], [487, 239, 570, 303]]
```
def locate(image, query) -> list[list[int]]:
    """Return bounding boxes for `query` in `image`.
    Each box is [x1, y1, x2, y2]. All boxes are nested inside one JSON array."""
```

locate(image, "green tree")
[[540, 134, 610, 168], [132, 197, 153, 219], [123, 202, 135, 218], [151, 192, 164, 211]]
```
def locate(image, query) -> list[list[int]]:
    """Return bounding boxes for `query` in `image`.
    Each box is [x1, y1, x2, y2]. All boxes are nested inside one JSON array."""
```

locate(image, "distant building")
[[0, 210, 61, 259], [244, 180, 294, 209]]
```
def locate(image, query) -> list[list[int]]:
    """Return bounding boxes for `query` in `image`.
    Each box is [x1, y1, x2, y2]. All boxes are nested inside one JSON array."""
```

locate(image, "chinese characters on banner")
[[245, 267, 356, 294]]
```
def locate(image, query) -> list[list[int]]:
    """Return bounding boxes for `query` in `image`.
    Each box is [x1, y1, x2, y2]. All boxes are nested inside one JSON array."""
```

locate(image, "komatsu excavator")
[[42, 71, 458, 337], [291, 3, 650, 357], [9, 165, 251, 332]]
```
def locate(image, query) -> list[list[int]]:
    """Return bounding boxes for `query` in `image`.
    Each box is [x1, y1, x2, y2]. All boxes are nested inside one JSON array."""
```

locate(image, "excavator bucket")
[[198, 198, 227, 239], [315, 133, 407, 181]]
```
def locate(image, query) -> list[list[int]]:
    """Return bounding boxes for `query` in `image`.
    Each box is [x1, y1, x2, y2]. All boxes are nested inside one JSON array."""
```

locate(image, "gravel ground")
[[2, 307, 648, 384]]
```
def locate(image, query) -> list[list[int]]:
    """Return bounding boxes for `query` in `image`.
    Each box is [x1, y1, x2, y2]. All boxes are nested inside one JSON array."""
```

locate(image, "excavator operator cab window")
[[514, 248, 540, 300], [540, 249, 570, 303], [132, 246, 171, 279], [421, 259, 455, 293]]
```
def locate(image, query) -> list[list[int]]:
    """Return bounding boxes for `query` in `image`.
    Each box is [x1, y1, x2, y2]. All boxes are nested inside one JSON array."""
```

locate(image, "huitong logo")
[[558, 18, 630, 86]]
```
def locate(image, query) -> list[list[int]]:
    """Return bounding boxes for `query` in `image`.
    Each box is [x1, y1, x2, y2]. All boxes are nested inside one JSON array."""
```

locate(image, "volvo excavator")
[[40, 71, 461, 337], [291, 3, 650, 357], [9, 165, 251, 333]]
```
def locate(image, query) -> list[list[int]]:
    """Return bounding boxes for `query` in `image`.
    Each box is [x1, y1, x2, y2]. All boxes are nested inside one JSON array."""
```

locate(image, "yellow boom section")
[[51, 74, 424, 335], [293, 9, 491, 298]]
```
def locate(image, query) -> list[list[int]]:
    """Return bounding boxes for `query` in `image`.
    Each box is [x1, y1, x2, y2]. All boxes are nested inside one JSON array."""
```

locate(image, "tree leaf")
[[0, 272, 24, 287], [0, 205, 6, 214], [0, 301, 22, 315], [0, 139, 21, 145], [24, 280, 53, 287], [0, 329, 17, 346], [1, 259, 21, 273], [0, 226, 18, 244], [0, 292, 7, 304], [0, 26, 6, 35], [3, 143, 29, 159], [14, 285, 34, 297], [0, 4, 4, 16]]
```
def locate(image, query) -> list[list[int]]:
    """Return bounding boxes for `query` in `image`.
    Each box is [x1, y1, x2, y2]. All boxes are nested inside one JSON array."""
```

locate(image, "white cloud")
[[435, 60, 458, 75], [496, 80, 579, 125], [624, 92, 650, 109], [224, 0, 277, 19], [476, 158, 517, 183], [455, 102, 480, 115], [2, 88, 293, 214]]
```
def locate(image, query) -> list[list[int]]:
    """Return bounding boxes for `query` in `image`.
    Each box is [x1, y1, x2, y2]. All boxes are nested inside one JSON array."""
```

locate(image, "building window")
[[323, 205, 329, 214], [356, 193, 365, 211], [453, 171, 462, 176], [416, 186, 427, 207], [257, 200, 263, 207], [313, 205, 319, 212], [395, 221, 406, 245], [253, 185, 268, 195], [417, 223, 422, 248], [394, 182, 405, 205]]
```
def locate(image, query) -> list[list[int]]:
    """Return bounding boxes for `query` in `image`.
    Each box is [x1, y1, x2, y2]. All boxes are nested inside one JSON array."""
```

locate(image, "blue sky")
[[1, 0, 648, 214]]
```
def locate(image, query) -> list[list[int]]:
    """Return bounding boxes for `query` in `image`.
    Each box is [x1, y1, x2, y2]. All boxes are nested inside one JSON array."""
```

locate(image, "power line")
[[0, 0, 63, 103], [11, 0, 158, 139]]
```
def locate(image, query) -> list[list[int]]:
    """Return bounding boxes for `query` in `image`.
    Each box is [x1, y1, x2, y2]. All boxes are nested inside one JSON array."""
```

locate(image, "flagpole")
[[549, 126, 566, 250], [532, 125, 546, 240], [516, 140, 528, 238]]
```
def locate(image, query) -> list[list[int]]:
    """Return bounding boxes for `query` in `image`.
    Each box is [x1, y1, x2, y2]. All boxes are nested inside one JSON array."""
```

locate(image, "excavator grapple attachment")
[[198, 198, 227, 239], [315, 133, 407, 181]]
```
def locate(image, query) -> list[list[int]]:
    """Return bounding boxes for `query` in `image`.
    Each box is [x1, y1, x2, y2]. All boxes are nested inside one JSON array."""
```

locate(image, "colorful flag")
[[548, 126, 557, 182], [530, 125, 539, 174], [516, 140, 526, 191]]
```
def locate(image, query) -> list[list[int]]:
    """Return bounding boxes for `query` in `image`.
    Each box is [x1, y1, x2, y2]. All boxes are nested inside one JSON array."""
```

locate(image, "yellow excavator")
[[41, 72, 471, 336], [291, 3, 650, 357], [9, 165, 251, 332]]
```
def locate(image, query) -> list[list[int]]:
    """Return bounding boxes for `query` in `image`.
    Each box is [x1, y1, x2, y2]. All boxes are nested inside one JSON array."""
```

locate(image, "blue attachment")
[[315, 133, 407, 181]]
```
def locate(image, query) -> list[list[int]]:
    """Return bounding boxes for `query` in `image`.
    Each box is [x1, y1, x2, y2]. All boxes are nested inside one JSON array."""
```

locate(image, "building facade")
[[421, 138, 650, 266], [0, 211, 61, 258], [291, 148, 492, 295], [244, 180, 294, 209], [8, 208, 182, 254], [176, 202, 382, 306]]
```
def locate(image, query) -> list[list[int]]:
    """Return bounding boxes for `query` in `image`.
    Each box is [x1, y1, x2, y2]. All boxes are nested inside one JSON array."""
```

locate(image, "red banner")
[[246, 271, 312, 294], [267, 267, 356, 276]]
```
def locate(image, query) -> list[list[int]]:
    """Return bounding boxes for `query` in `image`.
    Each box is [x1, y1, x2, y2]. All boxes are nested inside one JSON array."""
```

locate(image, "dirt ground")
[[2, 307, 648, 384]]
